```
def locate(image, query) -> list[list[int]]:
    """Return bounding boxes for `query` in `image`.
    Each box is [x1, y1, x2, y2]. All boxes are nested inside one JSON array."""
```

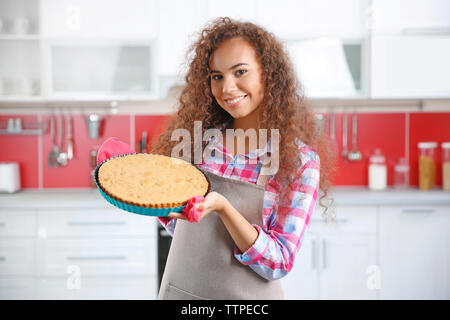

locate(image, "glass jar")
[[418, 142, 437, 190], [368, 148, 387, 190], [393, 157, 410, 189], [442, 142, 450, 191]]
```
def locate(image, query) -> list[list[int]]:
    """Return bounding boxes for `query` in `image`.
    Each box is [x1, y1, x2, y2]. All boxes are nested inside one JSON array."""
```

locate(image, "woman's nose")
[[222, 75, 237, 93]]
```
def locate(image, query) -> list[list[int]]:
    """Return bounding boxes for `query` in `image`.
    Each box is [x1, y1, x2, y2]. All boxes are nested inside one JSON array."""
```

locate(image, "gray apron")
[[157, 166, 284, 300]]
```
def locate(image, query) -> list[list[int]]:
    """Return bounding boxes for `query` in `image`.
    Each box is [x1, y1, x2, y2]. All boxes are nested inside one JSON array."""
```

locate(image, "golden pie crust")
[[97, 154, 209, 208]]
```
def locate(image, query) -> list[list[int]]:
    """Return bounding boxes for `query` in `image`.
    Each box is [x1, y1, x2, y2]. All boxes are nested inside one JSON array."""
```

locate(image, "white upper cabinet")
[[40, 0, 158, 39], [255, 0, 369, 39], [371, 35, 450, 98], [157, 0, 208, 77], [206, 0, 257, 22], [370, 0, 450, 98], [372, 0, 450, 35]]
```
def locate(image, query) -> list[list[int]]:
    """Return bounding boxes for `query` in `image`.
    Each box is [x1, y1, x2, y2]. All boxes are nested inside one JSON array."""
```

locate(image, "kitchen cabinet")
[[370, 35, 450, 98], [371, 0, 450, 35], [0, 0, 158, 101], [282, 206, 378, 299], [281, 231, 319, 299], [255, 0, 369, 39], [40, 0, 158, 39], [379, 205, 450, 299], [157, 0, 208, 77], [37, 276, 156, 300], [41, 39, 156, 99], [0, 206, 158, 299]]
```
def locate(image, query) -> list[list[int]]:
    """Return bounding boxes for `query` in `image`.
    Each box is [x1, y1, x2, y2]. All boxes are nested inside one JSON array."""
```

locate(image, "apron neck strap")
[[256, 160, 271, 186]]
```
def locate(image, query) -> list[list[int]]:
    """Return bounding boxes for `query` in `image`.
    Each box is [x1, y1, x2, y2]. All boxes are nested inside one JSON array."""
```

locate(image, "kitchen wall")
[[1, 112, 450, 189]]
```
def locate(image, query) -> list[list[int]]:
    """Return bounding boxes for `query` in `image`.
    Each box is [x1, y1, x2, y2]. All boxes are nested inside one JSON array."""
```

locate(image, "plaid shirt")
[[158, 135, 320, 280]]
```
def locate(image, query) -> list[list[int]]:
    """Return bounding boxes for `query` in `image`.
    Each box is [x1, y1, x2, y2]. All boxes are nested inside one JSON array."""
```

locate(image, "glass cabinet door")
[[46, 41, 156, 99]]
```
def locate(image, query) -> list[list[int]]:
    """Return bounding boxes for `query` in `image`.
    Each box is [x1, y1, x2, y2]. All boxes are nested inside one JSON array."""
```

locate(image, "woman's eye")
[[235, 69, 247, 76], [211, 74, 222, 80]]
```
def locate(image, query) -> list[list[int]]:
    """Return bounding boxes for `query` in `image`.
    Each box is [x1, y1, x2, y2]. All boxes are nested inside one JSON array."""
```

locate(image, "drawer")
[[0, 276, 38, 299], [0, 239, 36, 276], [37, 208, 157, 238], [37, 276, 157, 300], [310, 206, 377, 234], [0, 209, 37, 237], [38, 238, 157, 277]]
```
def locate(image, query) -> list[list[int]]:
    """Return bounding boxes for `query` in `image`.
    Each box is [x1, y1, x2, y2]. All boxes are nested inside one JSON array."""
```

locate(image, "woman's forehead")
[[209, 37, 259, 70]]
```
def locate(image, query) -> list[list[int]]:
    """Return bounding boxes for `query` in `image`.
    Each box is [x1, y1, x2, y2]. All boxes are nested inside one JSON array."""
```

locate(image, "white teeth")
[[225, 95, 246, 105]]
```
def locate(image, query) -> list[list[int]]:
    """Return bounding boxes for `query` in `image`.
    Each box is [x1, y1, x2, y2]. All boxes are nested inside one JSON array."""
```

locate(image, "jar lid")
[[441, 142, 450, 149], [394, 158, 410, 172], [394, 164, 410, 172], [418, 142, 438, 149], [370, 149, 385, 163]]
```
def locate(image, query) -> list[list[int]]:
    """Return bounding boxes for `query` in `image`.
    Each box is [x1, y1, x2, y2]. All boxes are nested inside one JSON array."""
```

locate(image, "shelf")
[[0, 35, 40, 41]]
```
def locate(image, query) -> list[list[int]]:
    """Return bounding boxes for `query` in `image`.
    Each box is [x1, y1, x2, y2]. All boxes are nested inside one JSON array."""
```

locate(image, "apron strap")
[[256, 160, 271, 186]]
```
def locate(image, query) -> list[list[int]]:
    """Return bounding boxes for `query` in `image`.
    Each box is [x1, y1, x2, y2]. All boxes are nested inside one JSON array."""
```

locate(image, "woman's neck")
[[232, 109, 260, 132]]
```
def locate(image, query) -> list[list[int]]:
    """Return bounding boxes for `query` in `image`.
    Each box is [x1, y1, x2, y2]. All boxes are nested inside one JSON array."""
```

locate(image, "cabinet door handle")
[[322, 240, 327, 269], [67, 221, 126, 226], [66, 256, 126, 261], [311, 239, 317, 270], [401, 209, 435, 214]]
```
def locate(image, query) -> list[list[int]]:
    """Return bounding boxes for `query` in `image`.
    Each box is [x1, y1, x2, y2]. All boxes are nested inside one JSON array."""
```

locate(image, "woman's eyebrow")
[[210, 63, 249, 74]]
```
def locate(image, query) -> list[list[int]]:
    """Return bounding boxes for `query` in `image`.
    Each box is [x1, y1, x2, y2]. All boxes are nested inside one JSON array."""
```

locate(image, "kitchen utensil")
[[56, 113, 68, 166], [0, 162, 21, 193], [85, 114, 103, 139], [140, 131, 148, 153], [348, 113, 362, 162], [47, 116, 59, 168], [342, 114, 349, 161], [330, 112, 336, 143], [67, 113, 74, 160]]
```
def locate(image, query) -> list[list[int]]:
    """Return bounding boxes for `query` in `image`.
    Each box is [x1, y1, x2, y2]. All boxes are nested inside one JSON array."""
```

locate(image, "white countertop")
[[0, 187, 449, 209]]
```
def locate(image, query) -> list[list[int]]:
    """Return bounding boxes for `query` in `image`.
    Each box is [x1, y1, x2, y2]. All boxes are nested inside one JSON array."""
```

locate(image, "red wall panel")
[[409, 112, 450, 187], [0, 115, 39, 188], [1, 112, 449, 189], [41, 114, 130, 188]]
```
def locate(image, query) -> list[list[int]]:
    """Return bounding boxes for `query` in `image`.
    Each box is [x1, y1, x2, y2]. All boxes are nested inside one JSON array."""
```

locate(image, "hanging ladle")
[[348, 113, 362, 162]]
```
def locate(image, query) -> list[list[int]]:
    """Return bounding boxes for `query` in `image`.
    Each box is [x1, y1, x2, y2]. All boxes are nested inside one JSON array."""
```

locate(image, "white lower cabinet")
[[379, 206, 450, 299], [282, 206, 378, 300], [37, 276, 157, 300], [282, 232, 319, 299], [37, 238, 157, 277], [0, 277, 38, 300], [0, 207, 158, 299], [318, 233, 377, 299]]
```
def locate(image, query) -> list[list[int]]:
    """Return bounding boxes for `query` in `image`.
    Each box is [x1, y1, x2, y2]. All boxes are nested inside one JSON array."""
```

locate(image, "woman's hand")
[[167, 192, 227, 222]]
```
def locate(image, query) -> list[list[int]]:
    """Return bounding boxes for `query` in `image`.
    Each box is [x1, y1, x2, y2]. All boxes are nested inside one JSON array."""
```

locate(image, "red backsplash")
[[1, 112, 449, 189]]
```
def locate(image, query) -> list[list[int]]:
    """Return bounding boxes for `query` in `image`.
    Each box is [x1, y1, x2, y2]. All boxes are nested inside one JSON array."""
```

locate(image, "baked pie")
[[96, 153, 209, 209]]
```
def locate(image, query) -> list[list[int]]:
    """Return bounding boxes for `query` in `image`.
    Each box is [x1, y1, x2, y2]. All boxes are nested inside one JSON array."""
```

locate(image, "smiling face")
[[209, 37, 265, 127]]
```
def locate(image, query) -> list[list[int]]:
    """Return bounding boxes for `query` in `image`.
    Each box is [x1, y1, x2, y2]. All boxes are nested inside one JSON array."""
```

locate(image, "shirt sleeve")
[[234, 150, 320, 280], [158, 217, 177, 237]]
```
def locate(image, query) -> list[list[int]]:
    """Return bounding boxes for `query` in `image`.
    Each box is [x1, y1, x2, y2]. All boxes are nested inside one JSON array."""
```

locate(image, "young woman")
[[152, 17, 335, 300]]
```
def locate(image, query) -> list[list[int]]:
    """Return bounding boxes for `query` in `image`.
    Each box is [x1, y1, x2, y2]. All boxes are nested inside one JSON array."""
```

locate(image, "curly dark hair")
[[152, 17, 336, 219]]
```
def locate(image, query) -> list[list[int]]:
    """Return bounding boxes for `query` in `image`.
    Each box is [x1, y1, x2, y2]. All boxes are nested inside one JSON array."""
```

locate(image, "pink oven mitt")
[[97, 137, 136, 165], [182, 195, 205, 223]]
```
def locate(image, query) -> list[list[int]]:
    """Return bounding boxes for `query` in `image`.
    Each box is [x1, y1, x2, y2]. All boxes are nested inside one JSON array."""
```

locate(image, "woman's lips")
[[224, 95, 247, 108]]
